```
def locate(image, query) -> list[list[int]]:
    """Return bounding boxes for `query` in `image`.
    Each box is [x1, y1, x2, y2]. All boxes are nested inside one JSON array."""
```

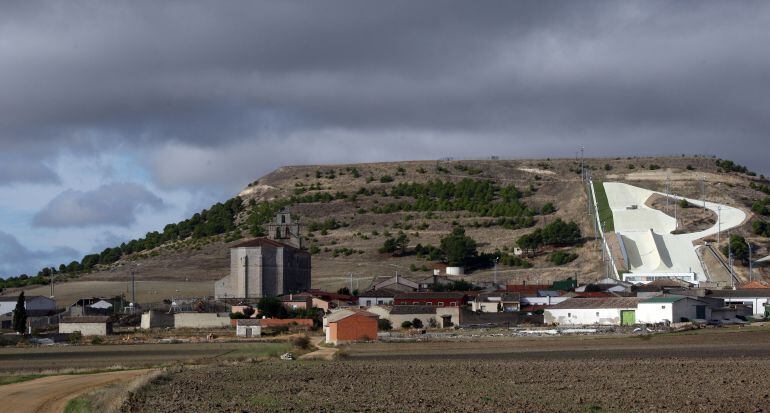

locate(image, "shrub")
[[378, 319, 393, 331], [411, 318, 424, 329], [68, 331, 83, 344], [90, 336, 103, 345], [379, 175, 394, 183], [540, 202, 556, 215], [292, 335, 312, 350], [401, 320, 413, 329], [550, 251, 579, 266]]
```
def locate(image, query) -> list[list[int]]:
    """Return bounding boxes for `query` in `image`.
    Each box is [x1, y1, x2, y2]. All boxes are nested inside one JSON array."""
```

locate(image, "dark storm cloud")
[[0, 0, 769, 187], [32, 183, 164, 228], [0, 231, 78, 277]]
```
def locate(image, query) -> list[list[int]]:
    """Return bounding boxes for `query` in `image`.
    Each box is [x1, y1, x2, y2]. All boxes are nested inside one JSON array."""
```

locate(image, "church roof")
[[230, 237, 307, 252]]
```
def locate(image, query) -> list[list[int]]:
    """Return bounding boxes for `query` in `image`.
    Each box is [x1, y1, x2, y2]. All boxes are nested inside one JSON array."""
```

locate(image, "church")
[[214, 209, 311, 300]]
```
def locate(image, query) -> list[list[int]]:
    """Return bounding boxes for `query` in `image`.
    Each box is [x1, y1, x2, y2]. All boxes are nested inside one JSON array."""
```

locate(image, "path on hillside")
[[298, 337, 338, 360], [0, 369, 149, 413]]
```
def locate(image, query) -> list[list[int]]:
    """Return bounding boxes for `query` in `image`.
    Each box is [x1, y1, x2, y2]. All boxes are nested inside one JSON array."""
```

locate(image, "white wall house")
[[636, 295, 711, 324], [544, 298, 641, 325], [0, 296, 57, 315]]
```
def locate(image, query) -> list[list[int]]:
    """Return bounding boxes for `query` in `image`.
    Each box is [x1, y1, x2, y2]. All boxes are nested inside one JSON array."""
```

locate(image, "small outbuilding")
[[358, 289, 397, 307], [236, 319, 262, 337], [59, 316, 113, 336], [325, 310, 378, 345]]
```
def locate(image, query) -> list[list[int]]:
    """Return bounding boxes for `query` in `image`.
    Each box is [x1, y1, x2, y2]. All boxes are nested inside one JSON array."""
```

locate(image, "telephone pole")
[[580, 146, 585, 181]]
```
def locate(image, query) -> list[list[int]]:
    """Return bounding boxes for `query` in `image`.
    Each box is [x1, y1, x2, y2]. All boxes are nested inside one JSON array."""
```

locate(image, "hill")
[[3, 155, 770, 303]]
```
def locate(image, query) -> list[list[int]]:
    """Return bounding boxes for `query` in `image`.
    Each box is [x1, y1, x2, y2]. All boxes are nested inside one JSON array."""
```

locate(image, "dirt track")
[[124, 327, 770, 412], [0, 369, 148, 413]]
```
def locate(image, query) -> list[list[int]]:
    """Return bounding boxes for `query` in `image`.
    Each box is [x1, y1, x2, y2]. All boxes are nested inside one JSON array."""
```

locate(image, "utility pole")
[[493, 257, 499, 287], [580, 146, 585, 182], [50, 267, 55, 298], [349, 272, 353, 293], [673, 194, 678, 230], [666, 175, 670, 206], [748, 241, 753, 282], [701, 176, 706, 211], [131, 268, 136, 312], [728, 232, 734, 287]]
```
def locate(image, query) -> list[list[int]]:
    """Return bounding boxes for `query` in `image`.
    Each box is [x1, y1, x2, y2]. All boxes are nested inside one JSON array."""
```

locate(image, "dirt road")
[[0, 369, 149, 413], [298, 337, 337, 360]]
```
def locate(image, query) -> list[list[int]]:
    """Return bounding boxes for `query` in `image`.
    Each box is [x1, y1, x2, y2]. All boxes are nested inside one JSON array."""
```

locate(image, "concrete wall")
[[544, 308, 631, 325], [59, 322, 110, 336], [141, 310, 175, 329], [389, 313, 437, 329], [174, 313, 231, 329]]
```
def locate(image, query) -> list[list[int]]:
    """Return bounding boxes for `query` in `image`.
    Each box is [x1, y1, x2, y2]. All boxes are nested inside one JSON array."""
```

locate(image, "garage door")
[[621, 310, 635, 325]]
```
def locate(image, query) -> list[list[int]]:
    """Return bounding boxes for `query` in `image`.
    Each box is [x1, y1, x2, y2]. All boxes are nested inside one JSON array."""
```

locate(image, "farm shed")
[[236, 319, 262, 337], [636, 295, 711, 324], [325, 310, 378, 345], [544, 297, 641, 326], [59, 316, 113, 336]]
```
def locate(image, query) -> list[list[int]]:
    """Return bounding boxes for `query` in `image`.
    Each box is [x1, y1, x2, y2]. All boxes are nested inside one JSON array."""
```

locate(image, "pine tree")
[[12, 292, 27, 334]]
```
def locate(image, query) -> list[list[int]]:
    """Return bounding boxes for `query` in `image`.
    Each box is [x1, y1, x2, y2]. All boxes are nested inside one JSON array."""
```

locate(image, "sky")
[[1, 1, 769, 277]]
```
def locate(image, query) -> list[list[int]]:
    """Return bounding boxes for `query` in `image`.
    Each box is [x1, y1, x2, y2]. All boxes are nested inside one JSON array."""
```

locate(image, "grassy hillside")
[[3, 155, 770, 301]]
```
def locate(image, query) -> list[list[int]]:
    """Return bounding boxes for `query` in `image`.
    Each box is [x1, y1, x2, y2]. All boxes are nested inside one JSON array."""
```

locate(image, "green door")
[[621, 310, 636, 325]]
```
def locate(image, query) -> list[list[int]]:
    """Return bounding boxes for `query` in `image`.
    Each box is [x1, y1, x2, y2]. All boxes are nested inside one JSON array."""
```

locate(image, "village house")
[[471, 292, 521, 313], [358, 289, 397, 307], [0, 295, 57, 316], [544, 297, 641, 326], [325, 310, 378, 345], [367, 274, 419, 292], [393, 292, 465, 307], [281, 295, 313, 311]]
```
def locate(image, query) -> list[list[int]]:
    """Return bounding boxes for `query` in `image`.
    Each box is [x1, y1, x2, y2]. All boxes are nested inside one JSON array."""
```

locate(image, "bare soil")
[[645, 193, 717, 234], [123, 326, 770, 412]]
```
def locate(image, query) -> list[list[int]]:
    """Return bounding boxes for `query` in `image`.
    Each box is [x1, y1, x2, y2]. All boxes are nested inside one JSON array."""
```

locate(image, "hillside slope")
[[6, 155, 770, 300]]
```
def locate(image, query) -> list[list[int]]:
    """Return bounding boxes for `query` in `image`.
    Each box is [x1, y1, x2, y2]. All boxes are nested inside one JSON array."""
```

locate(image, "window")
[[596, 312, 600, 317], [439, 302, 445, 307], [281, 215, 286, 223], [450, 302, 457, 307], [413, 301, 419, 305], [661, 305, 666, 309], [568, 312, 571, 317], [426, 302, 432, 306]]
